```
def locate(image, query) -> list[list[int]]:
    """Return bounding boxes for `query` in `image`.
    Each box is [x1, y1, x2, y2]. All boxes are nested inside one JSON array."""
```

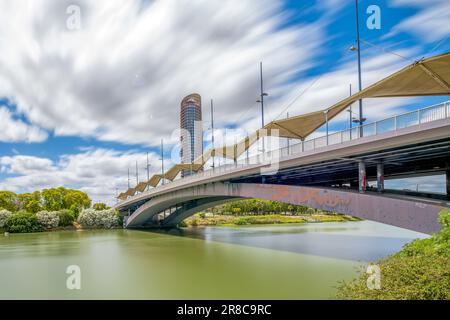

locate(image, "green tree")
[[93, 203, 109, 211], [25, 200, 42, 213], [0, 191, 18, 212]]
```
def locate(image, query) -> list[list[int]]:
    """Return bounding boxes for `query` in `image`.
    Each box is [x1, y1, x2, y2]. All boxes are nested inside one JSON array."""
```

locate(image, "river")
[[0, 221, 427, 299]]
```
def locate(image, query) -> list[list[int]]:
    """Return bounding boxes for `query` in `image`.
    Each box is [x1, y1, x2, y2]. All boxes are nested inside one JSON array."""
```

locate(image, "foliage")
[[336, 210, 450, 300], [17, 192, 42, 213], [93, 203, 110, 211], [0, 188, 91, 216], [42, 187, 91, 213], [0, 209, 13, 228], [183, 213, 357, 227], [5, 212, 43, 233], [36, 211, 60, 229], [214, 199, 312, 215], [78, 208, 119, 229], [0, 191, 18, 212], [57, 209, 75, 227]]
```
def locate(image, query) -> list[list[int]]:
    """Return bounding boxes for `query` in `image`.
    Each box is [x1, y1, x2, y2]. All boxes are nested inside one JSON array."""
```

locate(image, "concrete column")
[[358, 161, 366, 193], [446, 170, 450, 200], [377, 163, 385, 193]]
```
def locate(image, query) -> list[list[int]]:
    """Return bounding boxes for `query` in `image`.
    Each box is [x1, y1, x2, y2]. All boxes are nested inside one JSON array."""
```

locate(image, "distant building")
[[180, 93, 202, 176]]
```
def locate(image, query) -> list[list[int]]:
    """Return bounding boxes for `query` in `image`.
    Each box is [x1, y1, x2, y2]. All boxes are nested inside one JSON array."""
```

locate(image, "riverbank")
[[336, 210, 450, 300], [182, 212, 360, 227]]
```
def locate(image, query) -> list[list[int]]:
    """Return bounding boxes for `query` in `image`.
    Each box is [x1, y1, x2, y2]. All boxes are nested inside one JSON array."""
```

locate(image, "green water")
[[0, 221, 427, 299]]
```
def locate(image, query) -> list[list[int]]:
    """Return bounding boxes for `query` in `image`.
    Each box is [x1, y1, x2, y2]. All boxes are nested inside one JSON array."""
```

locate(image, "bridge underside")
[[124, 182, 447, 234]]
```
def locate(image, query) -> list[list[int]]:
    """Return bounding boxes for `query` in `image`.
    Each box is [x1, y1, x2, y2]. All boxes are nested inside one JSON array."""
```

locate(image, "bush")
[[178, 220, 188, 228], [0, 209, 12, 228], [57, 209, 75, 227], [235, 218, 249, 225], [336, 210, 450, 300], [5, 212, 43, 233], [198, 212, 206, 219], [78, 208, 119, 229], [36, 211, 60, 229]]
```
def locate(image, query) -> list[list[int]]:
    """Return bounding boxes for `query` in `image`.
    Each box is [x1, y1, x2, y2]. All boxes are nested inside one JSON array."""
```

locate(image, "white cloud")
[[238, 47, 422, 136], [0, 107, 48, 143], [0, 0, 328, 146], [0, 148, 171, 205], [387, 0, 450, 43]]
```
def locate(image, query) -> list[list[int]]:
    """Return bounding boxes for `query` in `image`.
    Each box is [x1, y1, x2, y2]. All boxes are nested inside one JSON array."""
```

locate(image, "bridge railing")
[[179, 101, 450, 181], [122, 100, 450, 201]]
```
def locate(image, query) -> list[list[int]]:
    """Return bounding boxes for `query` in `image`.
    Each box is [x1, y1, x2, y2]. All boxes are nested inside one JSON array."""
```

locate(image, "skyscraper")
[[180, 93, 202, 176]]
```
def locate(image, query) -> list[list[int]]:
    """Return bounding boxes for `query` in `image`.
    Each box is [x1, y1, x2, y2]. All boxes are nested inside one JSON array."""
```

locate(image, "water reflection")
[[149, 221, 428, 261]]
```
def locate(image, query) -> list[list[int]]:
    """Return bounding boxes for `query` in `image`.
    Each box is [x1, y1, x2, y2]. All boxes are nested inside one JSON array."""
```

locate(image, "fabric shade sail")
[[264, 51, 450, 140], [118, 51, 450, 200], [164, 164, 203, 181], [134, 182, 148, 193]]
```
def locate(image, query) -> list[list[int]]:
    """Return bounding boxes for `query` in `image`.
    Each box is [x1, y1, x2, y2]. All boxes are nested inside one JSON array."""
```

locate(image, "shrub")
[[70, 204, 81, 219], [234, 218, 249, 225], [336, 210, 450, 300], [178, 220, 188, 228], [36, 211, 60, 229], [198, 212, 206, 219], [0, 209, 12, 228], [5, 212, 43, 233], [78, 208, 119, 229], [57, 209, 75, 227]]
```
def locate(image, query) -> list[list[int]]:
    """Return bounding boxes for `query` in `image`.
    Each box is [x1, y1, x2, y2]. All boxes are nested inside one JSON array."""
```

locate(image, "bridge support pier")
[[377, 163, 385, 193], [446, 170, 450, 200], [358, 161, 366, 193]]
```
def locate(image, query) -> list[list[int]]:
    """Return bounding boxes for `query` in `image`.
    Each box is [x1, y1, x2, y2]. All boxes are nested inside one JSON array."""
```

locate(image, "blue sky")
[[0, 0, 449, 203]]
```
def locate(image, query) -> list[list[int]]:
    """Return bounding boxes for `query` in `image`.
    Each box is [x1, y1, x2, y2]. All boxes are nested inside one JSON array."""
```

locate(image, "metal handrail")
[[123, 100, 450, 201]]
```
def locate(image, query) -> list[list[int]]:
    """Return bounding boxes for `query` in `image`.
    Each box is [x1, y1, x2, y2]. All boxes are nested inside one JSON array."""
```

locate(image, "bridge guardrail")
[[121, 100, 450, 202], [190, 101, 450, 179]]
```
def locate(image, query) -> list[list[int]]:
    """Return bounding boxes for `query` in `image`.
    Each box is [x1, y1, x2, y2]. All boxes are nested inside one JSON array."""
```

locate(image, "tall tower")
[[180, 93, 202, 176]]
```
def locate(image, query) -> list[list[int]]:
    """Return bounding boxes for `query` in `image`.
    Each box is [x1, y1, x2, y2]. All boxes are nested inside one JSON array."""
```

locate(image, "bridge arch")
[[124, 182, 444, 233]]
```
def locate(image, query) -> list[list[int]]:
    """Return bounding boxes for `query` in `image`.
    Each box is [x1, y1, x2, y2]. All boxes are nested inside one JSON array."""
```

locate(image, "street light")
[[257, 62, 269, 154], [144, 152, 151, 191], [351, 0, 364, 137]]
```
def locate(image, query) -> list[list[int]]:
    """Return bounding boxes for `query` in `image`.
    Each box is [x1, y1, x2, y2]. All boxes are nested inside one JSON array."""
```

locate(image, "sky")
[[0, 0, 449, 204]]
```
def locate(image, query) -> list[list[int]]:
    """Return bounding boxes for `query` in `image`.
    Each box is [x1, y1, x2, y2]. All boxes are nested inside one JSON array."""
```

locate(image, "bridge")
[[115, 52, 450, 234]]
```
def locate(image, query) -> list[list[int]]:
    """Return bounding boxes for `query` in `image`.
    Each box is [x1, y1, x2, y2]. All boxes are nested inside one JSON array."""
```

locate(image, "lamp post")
[[160, 139, 165, 185], [256, 62, 269, 154], [127, 168, 130, 189], [135, 160, 139, 185], [210, 99, 215, 171], [144, 152, 151, 191], [286, 112, 290, 154], [350, 0, 364, 137]]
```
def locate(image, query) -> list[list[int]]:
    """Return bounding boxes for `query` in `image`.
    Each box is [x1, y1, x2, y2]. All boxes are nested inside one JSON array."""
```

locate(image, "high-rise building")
[[180, 93, 202, 176]]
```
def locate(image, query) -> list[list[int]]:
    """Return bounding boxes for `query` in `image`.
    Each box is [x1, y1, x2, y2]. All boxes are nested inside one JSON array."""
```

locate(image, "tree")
[[25, 200, 42, 213], [63, 189, 91, 212], [17, 191, 41, 212], [41, 188, 64, 211], [93, 203, 109, 211], [40, 187, 91, 213], [0, 191, 18, 212]]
